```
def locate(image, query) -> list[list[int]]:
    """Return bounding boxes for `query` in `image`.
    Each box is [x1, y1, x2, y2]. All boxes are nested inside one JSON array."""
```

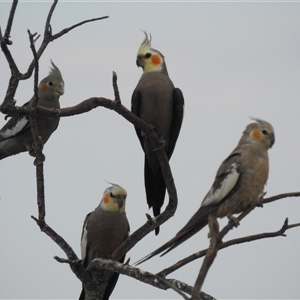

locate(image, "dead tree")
[[1, 1, 299, 300]]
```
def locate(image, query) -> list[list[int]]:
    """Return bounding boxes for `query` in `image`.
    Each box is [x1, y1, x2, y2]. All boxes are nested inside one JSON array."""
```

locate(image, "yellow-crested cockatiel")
[[137, 118, 275, 263], [79, 183, 130, 300], [0, 60, 64, 160], [131, 32, 184, 235]]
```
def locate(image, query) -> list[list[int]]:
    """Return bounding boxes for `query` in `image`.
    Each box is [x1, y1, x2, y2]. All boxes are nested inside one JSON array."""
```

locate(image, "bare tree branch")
[[52, 16, 109, 41], [31, 216, 79, 262], [54, 257, 215, 300], [44, 0, 57, 36], [2, 2, 300, 300], [0, 0, 109, 112], [192, 215, 220, 299], [79, 73, 178, 299], [158, 218, 300, 278], [3, 0, 18, 45], [263, 192, 300, 204], [31, 216, 84, 281], [27, 29, 47, 220]]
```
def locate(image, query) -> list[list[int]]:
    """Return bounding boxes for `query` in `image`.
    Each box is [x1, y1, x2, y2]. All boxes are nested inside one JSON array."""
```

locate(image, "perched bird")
[[0, 60, 64, 160], [136, 118, 275, 264], [131, 32, 184, 235], [79, 183, 130, 300]]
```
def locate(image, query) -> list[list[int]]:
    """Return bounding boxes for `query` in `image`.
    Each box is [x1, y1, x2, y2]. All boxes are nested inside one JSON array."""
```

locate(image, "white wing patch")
[[80, 222, 88, 260], [1, 117, 28, 138], [201, 163, 239, 207]]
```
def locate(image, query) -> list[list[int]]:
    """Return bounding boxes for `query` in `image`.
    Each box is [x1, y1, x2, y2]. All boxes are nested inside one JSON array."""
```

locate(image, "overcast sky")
[[0, 1, 300, 299]]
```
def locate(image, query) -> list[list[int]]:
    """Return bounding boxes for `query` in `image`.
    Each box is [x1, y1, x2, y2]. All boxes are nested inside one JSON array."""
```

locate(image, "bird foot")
[[257, 201, 264, 208], [228, 215, 240, 227], [257, 192, 267, 207], [29, 136, 45, 159], [152, 140, 165, 151], [33, 153, 46, 166], [145, 213, 154, 224]]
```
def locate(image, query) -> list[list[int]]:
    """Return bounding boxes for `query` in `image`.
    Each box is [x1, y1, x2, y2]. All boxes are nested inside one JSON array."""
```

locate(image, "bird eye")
[[48, 81, 53, 86], [110, 192, 115, 198], [145, 53, 151, 58], [262, 130, 268, 135]]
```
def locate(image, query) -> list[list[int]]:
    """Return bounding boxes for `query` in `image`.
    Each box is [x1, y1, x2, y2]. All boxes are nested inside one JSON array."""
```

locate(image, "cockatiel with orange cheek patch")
[[0, 60, 64, 160], [131, 32, 184, 235], [79, 183, 130, 300], [137, 118, 275, 263]]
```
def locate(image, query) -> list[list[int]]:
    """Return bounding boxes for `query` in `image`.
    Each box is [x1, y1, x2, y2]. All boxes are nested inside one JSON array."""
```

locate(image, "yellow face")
[[137, 41, 163, 73], [101, 185, 127, 213]]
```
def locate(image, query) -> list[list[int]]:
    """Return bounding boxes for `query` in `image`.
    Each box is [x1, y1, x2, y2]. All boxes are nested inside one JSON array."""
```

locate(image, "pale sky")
[[0, 1, 300, 299]]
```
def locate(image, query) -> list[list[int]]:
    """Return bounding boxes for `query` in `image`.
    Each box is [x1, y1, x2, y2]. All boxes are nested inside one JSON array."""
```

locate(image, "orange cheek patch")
[[251, 129, 262, 140], [103, 193, 110, 203], [151, 54, 161, 65], [40, 83, 48, 91]]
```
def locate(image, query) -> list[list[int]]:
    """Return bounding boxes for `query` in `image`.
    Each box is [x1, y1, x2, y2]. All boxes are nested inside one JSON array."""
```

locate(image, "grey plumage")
[[79, 184, 130, 300], [131, 32, 184, 235], [0, 60, 64, 160], [136, 118, 275, 264]]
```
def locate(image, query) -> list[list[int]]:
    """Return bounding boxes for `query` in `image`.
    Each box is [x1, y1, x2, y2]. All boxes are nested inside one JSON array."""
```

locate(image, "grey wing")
[[201, 153, 241, 208], [0, 101, 31, 141], [131, 89, 144, 151], [167, 88, 184, 159]]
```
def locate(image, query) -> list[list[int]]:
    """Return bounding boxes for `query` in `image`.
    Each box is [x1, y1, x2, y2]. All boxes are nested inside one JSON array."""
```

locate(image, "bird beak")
[[136, 56, 144, 68], [117, 196, 126, 209], [270, 134, 275, 148], [56, 83, 65, 96]]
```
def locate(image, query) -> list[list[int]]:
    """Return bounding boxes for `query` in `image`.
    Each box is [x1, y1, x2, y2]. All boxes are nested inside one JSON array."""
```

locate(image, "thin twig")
[[51, 16, 109, 40], [0, 1, 108, 110], [263, 192, 300, 204], [31, 216, 79, 262], [219, 205, 255, 240], [3, 0, 18, 45], [44, 0, 57, 36], [158, 218, 300, 278], [112, 71, 121, 104]]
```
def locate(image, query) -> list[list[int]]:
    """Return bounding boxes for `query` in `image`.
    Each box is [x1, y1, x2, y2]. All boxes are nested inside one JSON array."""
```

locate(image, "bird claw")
[[149, 124, 156, 131], [145, 213, 154, 225], [257, 201, 264, 208], [33, 154, 45, 166], [75, 259, 84, 267], [257, 192, 267, 207], [124, 257, 131, 265], [152, 140, 165, 151], [3, 32, 13, 45], [228, 215, 240, 227]]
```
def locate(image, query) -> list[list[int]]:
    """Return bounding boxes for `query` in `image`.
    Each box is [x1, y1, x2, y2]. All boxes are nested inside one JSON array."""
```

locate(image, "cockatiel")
[[131, 32, 184, 235], [79, 183, 130, 300], [0, 60, 64, 160], [137, 118, 275, 264]]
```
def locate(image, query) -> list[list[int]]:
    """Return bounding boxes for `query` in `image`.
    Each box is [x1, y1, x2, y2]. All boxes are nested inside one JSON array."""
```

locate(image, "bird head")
[[100, 183, 127, 213], [246, 117, 275, 150], [136, 31, 168, 74], [38, 60, 65, 100]]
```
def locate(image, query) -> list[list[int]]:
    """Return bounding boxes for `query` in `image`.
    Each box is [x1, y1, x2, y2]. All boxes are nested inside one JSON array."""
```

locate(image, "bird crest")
[[103, 181, 127, 200], [138, 31, 152, 55], [49, 59, 63, 82]]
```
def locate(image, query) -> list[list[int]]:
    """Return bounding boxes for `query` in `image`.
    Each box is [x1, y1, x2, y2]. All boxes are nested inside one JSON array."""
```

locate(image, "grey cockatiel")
[[0, 60, 64, 160], [137, 118, 275, 264], [131, 32, 184, 235], [79, 183, 130, 300]]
